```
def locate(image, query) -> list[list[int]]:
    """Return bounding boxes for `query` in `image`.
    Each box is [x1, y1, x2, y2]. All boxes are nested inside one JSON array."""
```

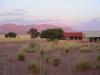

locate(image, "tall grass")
[[80, 46, 92, 53], [28, 62, 40, 74], [18, 49, 26, 61], [75, 61, 91, 71]]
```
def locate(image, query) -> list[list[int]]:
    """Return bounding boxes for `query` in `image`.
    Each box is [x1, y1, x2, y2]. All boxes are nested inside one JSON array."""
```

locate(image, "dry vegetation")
[[0, 34, 31, 43], [0, 36, 100, 75]]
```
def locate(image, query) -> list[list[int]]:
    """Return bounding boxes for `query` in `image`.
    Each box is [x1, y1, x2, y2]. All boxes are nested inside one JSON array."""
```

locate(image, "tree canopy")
[[5, 32, 17, 38], [27, 28, 39, 38], [40, 28, 64, 40]]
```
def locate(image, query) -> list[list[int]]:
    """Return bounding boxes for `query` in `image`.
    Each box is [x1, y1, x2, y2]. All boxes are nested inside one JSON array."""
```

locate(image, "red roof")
[[64, 32, 83, 37]]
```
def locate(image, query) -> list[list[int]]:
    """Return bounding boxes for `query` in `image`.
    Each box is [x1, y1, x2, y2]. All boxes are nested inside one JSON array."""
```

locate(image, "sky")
[[0, 0, 100, 27]]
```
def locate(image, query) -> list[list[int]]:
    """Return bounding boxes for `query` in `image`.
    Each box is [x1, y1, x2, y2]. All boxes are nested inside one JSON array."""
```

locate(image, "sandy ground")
[[0, 40, 100, 75]]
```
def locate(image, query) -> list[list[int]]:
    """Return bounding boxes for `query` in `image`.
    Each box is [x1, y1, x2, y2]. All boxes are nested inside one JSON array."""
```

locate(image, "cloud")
[[0, 9, 61, 24], [0, 9, 27, 18]]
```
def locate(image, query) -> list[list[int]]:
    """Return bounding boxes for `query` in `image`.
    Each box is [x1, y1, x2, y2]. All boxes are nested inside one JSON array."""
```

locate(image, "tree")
[[27, 28, 39, 39], [40, 28, 64, 40], [5, 32, 17, 38]]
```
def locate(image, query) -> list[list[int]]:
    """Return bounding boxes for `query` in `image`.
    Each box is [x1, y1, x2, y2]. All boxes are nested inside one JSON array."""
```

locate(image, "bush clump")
[[30, 42, 37, 48], [75, 61, 91, 71], [52, 58, 61, 67], [96, 64, 100, 69], [18, 49, 26, 61], [96, 55, 100, 61], [45, 57, 49, 63], [53, 39, 59, 44], [26, 49, 36, 53], [28, 62, 40, 74], [65, 49, 69, 53], [80, 47, 92, 53], [18, 51, 25, 61]]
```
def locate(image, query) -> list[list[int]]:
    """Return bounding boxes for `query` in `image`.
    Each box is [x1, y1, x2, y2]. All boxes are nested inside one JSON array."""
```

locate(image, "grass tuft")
[[75, 61, 91, 71], [96, 55, 100, 61], [80, 47, 92, 53], [28, 62, 40, 74], [18, 48, 26, 61], [96, 64, 100, 69], [52, 58, 61, 67]]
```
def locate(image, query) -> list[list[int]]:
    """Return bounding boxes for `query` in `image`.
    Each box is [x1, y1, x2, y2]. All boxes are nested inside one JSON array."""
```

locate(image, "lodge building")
[[64, 32, 83, 40], [64, 31, 100, 42], [83, 31, 100, 42]]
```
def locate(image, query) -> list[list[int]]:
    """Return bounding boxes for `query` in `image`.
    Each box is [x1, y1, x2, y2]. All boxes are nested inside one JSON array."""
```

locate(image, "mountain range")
[[0, 10, 100, 33], [0, 23, 74, 34], [74, 18, 100, 31]]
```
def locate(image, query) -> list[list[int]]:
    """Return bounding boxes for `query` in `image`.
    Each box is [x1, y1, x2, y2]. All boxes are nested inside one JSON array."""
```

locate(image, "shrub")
[[18, 49, 26, 61], [80, 47, 92, 53], [18, 52, 25, 61], [80, 49, 91, 53], [96, 64, 100, 69], [40, 50, 50, 63], [26, 49, 36, 53], [53, 39, 59, 44], [52, 58, 61, 67], [5, 32, 17, 38], [28, 62, 40, 74], [75, 61, 91, 71], [95, 46, 100, 51], [96, 55, 100, 61], [30, 42, 37, 48], [28, 42, 39, 53], [65, 49, 69, 53], [20, 47, 27, 52], [45, 57, 49, 63], [40, 50, 45, 56]]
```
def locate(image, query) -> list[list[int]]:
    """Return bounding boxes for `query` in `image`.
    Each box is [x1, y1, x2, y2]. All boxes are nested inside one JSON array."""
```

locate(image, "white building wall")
[[83, 31, 100, 42], [83, 31, 100, 38]]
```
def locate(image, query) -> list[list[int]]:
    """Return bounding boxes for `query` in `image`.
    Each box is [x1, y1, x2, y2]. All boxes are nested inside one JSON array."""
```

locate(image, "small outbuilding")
[[83, 31, 100, 42], [64, 32, 83, 40]]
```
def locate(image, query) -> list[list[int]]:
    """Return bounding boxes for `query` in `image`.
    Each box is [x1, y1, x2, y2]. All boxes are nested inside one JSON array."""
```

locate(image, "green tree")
[[27, 28, 39, 38], [5, 32, 17, 38], [40, 28, 64, 40]]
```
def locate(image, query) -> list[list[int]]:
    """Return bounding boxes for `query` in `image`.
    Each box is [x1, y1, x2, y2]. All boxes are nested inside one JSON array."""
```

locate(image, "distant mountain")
[[0, 23, 74, 34], [74, 18, 100, 31], [0, 10, 100, 32]]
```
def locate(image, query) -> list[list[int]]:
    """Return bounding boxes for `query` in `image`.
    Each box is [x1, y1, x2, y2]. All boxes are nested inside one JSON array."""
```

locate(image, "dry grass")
[[75, 61, 91, 71], [80, 46, 92, 53], [1, 38, 100, 75], [0, 34, 31, 43], [18, 48, 26, 61]]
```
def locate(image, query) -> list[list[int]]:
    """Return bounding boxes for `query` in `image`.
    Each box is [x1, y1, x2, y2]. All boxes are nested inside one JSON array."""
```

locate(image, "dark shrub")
[[96, 64, 100, 69], [5, 34, 9, 38], [40, 50, 45, 56], [18, 51, 25, 61], [52, 58, 61, 67], [96, 55, 100, 61], [80, 47, 92, 53], [75, 61, 91, 71], [27, 28, 39, 39], [30, 42, 37, 48], [5, 32, 17, 38], [28, 62, 40, 74], [65, 49, 69, 53]]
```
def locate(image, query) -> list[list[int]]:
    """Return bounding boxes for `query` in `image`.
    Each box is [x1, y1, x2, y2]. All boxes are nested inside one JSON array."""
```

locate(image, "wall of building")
[[83, 31, 100, 42]]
